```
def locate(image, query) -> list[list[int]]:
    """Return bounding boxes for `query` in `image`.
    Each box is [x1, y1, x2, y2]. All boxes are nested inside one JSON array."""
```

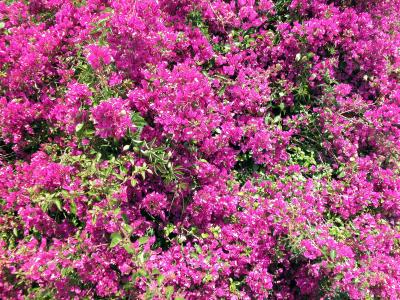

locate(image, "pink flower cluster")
[[85, 45, 113, 70], [1, 0, 400, 299], [91, 98, 133, 139]]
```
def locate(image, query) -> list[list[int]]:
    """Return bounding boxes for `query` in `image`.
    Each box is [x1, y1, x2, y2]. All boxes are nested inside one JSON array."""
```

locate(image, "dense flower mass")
[[1, 0, 400, 299]]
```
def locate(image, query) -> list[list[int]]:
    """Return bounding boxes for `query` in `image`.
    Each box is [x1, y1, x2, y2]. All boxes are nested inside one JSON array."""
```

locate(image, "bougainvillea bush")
[[1, 0, 400, 299]]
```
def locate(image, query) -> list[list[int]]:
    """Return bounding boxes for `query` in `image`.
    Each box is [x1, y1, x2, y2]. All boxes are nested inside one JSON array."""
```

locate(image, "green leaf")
[[165, 286, 174, 299], [70, 200, 77, 215], [330, 249, 337, 260], [121, 213, 129, 223], [54, 199, 63, 211], [75, 123, 84, 133], [122, 223, 133, 234], [110, 232, 123, 248], [164, 224, 175, 236], [0, 22, 5, 29], [144, 290, 155, 300], [157, 274, 165, 286], [123, 243, 135, 254], [138, 236, 149, 245], [152, 268, 160, 276], [194, 244, 202, 254], [202, 273, 213, 283], [200, 233, 209, 239], [131, 112, 147, 128], [138, 250, 147, 263]]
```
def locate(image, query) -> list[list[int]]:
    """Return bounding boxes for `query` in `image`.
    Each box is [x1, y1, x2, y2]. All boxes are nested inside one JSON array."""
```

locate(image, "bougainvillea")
[[1, 0, 400, 299]]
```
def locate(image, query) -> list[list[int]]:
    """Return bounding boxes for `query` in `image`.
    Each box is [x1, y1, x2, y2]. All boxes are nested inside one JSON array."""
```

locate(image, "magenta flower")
[[91, 98, 133, 139], [85, 44, 113, 70]]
